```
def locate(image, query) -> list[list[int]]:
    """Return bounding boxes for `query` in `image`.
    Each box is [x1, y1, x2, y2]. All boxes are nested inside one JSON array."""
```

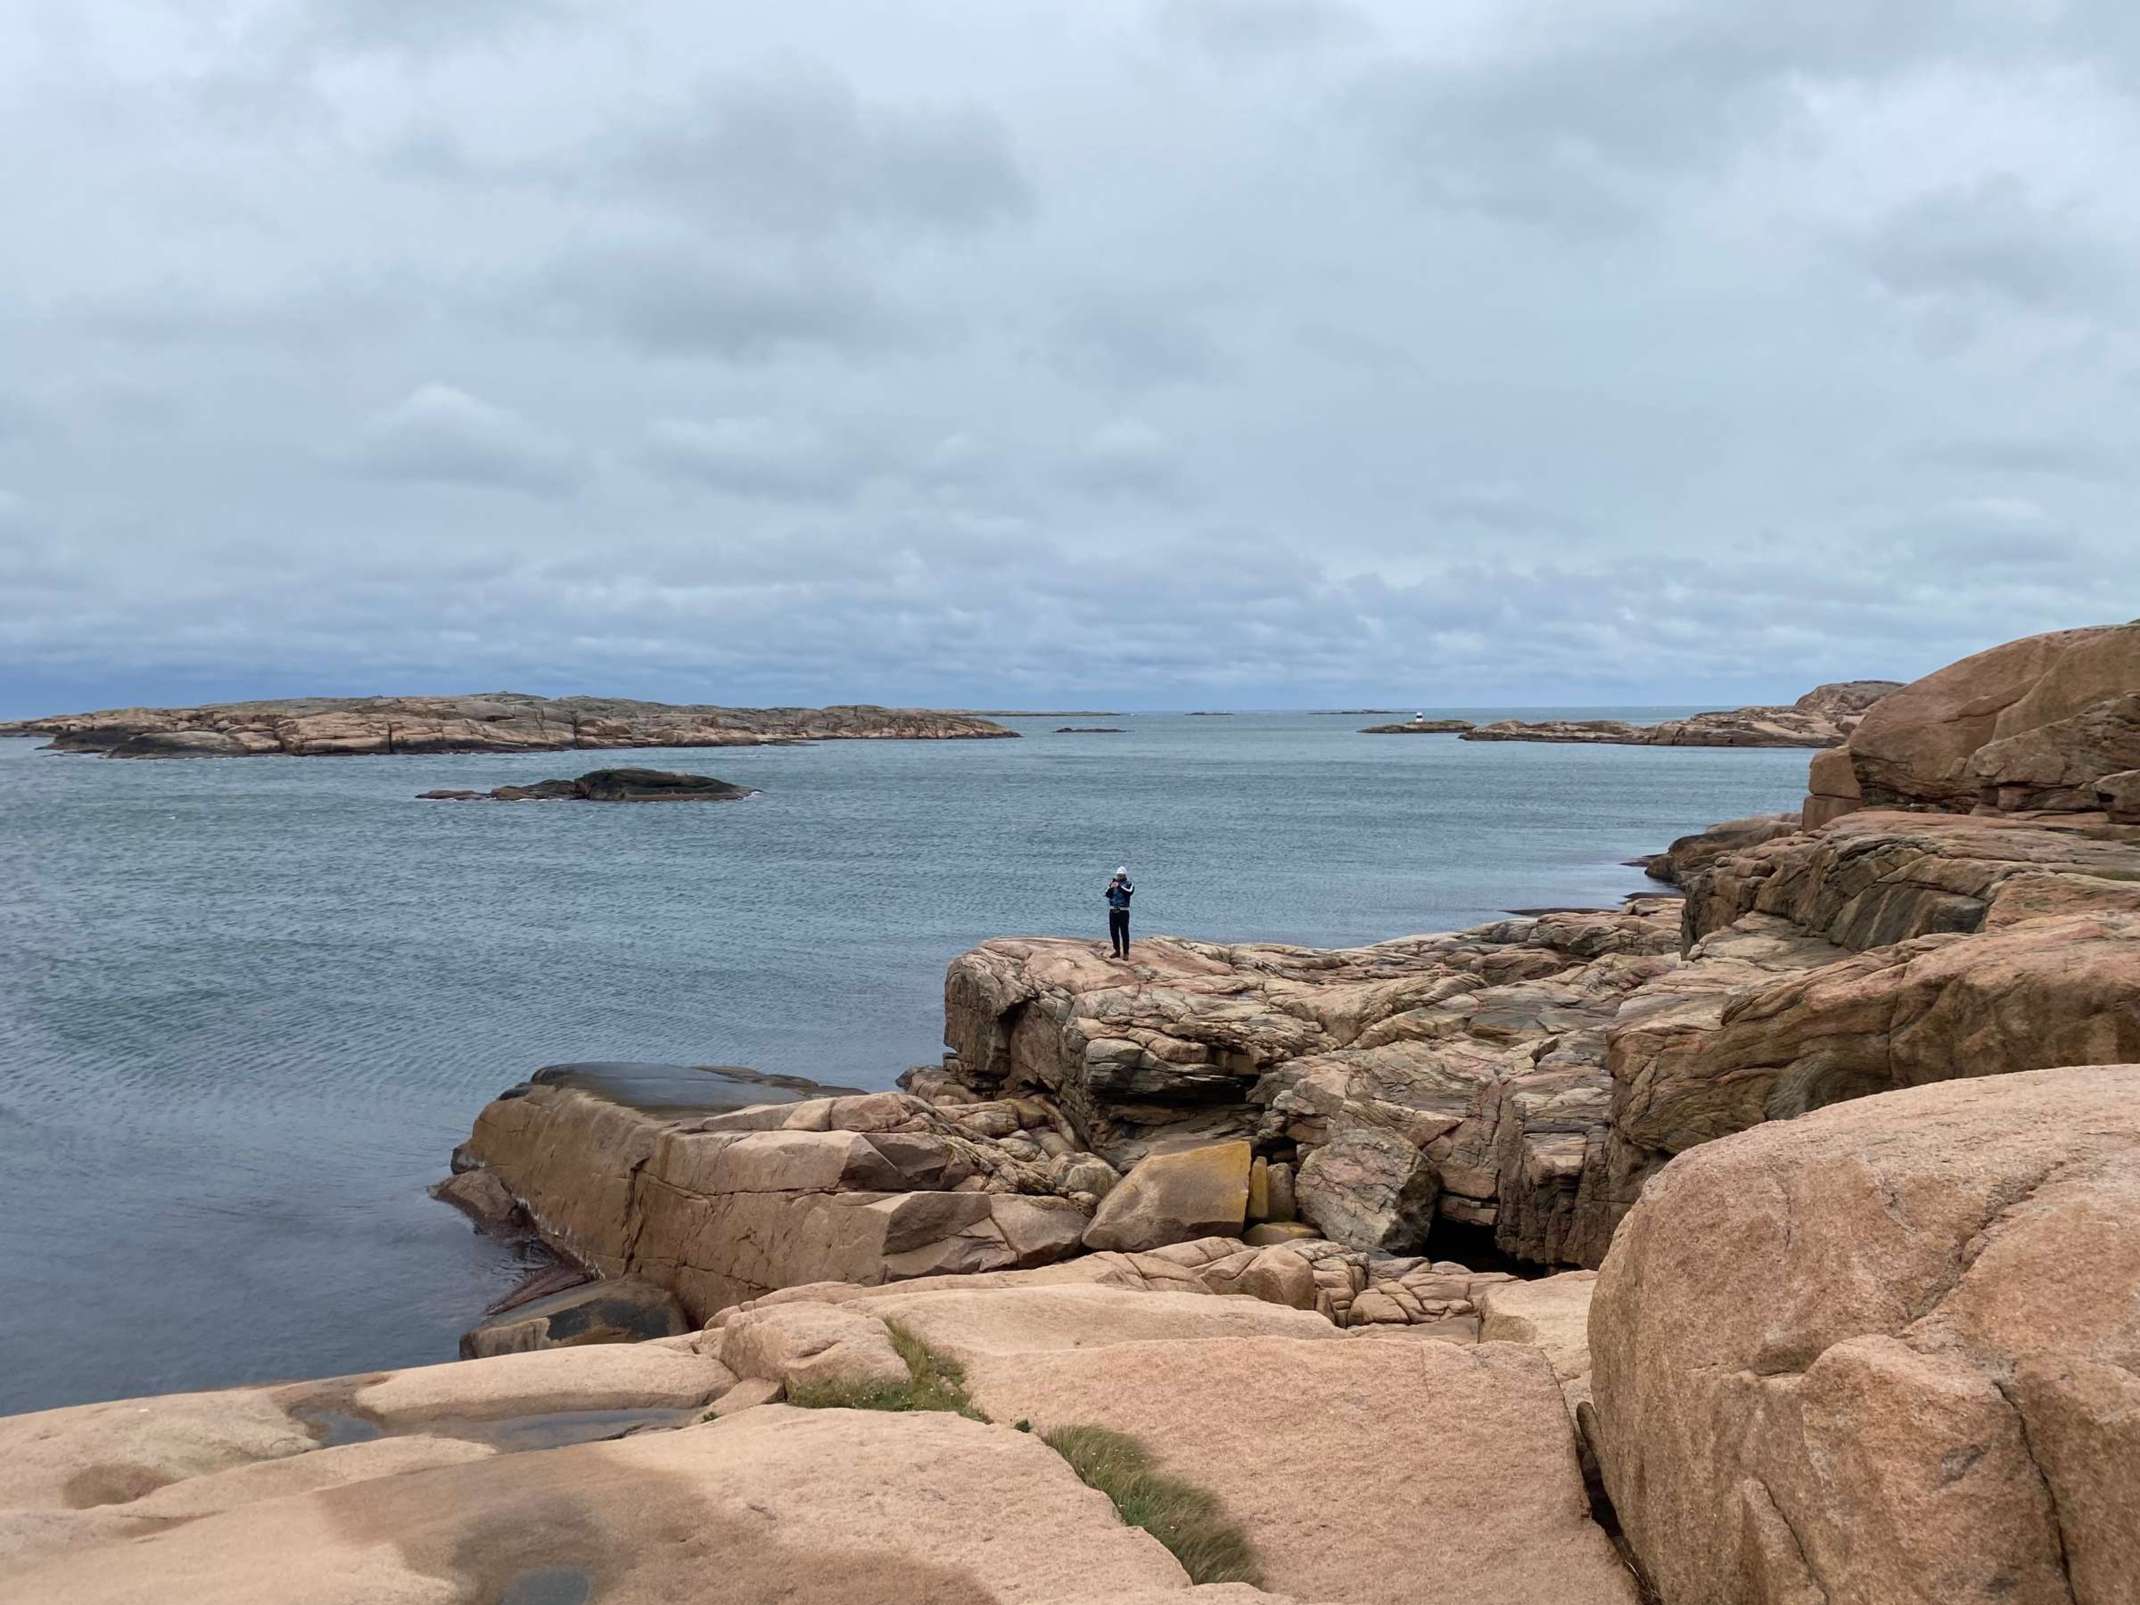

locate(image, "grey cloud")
[[643, 417, 886, 502], [1061, 419, 1185, 499], [1845, 175, 2116, 312], [1156, 0, 1373, 61], [1903, 434, 2130, 484], [1048, 295, 1225, 389], [303, 0, 573, 55], [597, 67, 1031, 239], [528, 239, 907, 359], [347, 384, 578, 496]]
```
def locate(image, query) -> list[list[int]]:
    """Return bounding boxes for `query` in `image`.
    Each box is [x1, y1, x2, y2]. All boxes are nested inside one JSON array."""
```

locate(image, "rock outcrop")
[[1463, 681, 1899, 749], [1807, 621, 2140, 823], [417, 767, 755, 802], [11, 693, 1016, 758], [1591, 1065, 2140, 1605], [1359, 719, 1474, 734], [457, 1076, 1110, 1321], [940, 903, 1845, 1267]]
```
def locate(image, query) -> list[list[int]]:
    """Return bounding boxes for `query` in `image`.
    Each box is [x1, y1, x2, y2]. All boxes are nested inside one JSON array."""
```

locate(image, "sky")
[[3, 0, 2136, 715]]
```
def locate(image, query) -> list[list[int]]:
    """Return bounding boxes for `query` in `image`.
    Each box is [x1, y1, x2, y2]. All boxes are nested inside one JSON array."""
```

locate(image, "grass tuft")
[[1042, 1424, 1263, 1586], [783, 1320, 986, 1421]]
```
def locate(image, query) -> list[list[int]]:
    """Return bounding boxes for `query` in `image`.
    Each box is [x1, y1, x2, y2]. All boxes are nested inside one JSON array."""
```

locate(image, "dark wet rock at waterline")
[[460, 1276, 690, 1359], [417, 769, 755, 803]]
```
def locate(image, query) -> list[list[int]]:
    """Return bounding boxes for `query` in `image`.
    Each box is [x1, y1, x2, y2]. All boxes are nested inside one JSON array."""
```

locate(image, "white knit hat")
[[1115, 866, 1128, 876]]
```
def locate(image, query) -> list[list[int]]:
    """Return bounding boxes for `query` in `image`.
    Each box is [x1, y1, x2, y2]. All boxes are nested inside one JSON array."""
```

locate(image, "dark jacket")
[[1106, 878, 1134, 911]]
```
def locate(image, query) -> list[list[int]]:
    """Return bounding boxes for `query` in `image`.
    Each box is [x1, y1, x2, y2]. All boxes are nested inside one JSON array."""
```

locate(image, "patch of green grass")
[[1042, 1424, 1263, 1586], [783, 1320, 986, 1421]]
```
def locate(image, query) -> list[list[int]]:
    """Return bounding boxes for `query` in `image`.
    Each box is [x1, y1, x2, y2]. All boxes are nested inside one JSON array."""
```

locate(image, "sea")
[[0, 711, 1811, 1414]]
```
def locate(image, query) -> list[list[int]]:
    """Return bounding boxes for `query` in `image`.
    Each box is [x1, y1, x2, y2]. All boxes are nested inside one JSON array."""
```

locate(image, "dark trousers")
[[1108, 908, 1130, 957]]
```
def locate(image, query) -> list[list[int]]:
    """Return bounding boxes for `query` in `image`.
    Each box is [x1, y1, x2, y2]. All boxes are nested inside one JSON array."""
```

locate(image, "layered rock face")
[[1807, 621, 2140, 824], [460, 1080, 1099, 1320], [1592, 1066, 2140, 1605], [8, 693, 1015, 757], [1462, 680, 1900, 749]]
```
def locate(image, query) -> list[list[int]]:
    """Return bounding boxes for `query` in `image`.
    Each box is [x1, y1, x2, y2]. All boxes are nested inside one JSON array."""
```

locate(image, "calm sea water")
[[0, 712, 1809, 1413]]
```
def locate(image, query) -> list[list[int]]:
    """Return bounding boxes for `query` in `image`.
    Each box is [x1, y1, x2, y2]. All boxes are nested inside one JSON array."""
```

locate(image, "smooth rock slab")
[[961, 1334, 1637, 1605], [6, 1406, 1209, 1605]]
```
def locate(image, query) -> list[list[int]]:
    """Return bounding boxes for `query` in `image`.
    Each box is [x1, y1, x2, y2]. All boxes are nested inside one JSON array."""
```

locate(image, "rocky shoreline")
[[1, 692, 1016, 758], [1462, 678, 1900, 748], [416, 768, 755, 803], [8, 623, 2138, 1603]]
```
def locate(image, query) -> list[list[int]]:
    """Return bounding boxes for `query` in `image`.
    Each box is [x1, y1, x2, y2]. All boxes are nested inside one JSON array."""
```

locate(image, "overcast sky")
[[4, 0, 2134, 714]]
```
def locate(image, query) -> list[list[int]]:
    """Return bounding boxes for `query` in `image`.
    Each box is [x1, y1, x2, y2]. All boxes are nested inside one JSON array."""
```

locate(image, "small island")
[[418, 768, 755, 803], [1055, 725, 1125, 733], [1361, 717, 1475, 734]]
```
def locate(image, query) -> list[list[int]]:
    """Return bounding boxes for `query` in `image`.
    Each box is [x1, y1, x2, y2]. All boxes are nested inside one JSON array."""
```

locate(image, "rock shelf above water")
[[1461, 679, 1900, 748], [416, 768, 755, 803]]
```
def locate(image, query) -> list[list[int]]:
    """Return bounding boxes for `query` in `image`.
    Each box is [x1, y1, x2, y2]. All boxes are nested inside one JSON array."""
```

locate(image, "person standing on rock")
[[1106, 867, 1135, 959]]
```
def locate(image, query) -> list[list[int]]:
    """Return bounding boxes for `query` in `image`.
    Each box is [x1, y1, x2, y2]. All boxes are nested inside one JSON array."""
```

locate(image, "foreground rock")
[[1464, 680, 1899, 748], [418, 767, 755, 803], [961, 1331, 1636, 1604], [11, 693, 1015, 758], [458, 1276, 689, 1358], [1592, 1065, 2140, 1605]]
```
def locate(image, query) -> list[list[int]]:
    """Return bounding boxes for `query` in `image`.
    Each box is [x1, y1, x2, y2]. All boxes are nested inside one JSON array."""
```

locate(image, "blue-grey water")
[[0, 712, 1809, 1414]]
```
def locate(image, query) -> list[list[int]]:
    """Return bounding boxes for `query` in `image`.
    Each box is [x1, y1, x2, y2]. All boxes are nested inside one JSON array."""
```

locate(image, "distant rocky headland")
[[0, 693, 1017, 758], [417, 768, 755, 803], [11, 623, 2139, 1604], [1462, 678, 1901, 748]]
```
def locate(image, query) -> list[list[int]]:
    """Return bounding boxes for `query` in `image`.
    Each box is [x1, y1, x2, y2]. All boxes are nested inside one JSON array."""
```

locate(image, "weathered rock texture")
[[1591, 1066, 2140, 1605], [942, 902, 1836, 1266], [459, 1079, 1108, 1321], [1807, 621, 2140, 823], [1463, 681, 1899, 749], [12, 692, 1015, 758], [417, 767, 754, 802]]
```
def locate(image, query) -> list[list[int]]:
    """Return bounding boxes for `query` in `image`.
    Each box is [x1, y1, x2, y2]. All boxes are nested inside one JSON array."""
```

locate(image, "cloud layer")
[[3, 0, 2135, 713]]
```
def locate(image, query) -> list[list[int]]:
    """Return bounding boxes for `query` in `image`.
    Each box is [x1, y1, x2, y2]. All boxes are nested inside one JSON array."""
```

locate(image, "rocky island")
[[1462, 678, 1901, 748], [0, 693, 1016, 758], [416, 768, 755, 803], [9, 624, 2137, 1604], [1359, 718, 1474, 734]]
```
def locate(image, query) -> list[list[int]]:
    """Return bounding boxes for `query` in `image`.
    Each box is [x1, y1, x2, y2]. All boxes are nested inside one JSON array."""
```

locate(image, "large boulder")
[[1591, 1065, 2140, 1605], [1813, 622, 2140, 818], [1296, 1127, 1440, 1252], [1083, 1141, 1252, 1251]]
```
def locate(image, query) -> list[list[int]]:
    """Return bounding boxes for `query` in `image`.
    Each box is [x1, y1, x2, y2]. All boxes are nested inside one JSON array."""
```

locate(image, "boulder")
[[962, 1334, 1639, 1605], [1083, 1141, 1253, 1252], [1296, 1128, 1439, 1252], [1815, 621, 2140, 817], [1641, 813, 1799, 886], [1591, 1065, 2140, 1605], [1477, 1271, 1595, 1409], [458, 1276, 689, 1359]]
